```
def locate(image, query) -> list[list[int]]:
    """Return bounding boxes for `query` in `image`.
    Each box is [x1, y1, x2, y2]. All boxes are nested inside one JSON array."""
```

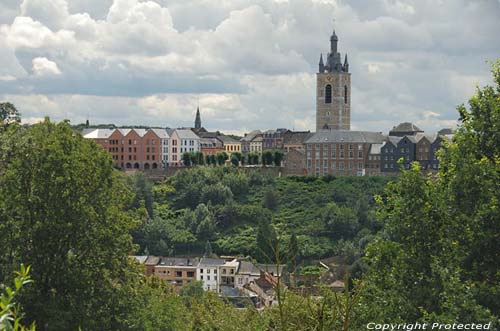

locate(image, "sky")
[[1, 0, 499, 135]]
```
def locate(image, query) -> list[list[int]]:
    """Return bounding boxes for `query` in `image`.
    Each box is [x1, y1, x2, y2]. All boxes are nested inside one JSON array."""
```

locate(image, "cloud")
[[0, 0, 499, 134], [32, 57, 62, 76], [20, 0, 69, 30]]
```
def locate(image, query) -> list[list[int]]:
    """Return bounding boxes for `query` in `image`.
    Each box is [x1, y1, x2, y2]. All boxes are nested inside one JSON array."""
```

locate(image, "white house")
[[197, 258, 225, 292], [151, 128, 170, 168]]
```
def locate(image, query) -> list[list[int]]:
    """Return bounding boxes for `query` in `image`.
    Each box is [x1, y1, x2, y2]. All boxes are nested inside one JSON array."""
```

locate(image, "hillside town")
[[82, 30, 453, 177]]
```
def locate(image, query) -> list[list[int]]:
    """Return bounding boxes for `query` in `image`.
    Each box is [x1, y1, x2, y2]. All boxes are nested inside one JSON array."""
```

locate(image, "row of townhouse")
[[82, 127, 201, 169], [301, 123, 453, 177], [134, 256, 283, 294]]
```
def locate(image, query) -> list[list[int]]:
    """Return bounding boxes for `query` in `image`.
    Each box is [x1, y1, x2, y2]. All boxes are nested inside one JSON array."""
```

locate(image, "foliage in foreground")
[[353, 60, 500, 328]]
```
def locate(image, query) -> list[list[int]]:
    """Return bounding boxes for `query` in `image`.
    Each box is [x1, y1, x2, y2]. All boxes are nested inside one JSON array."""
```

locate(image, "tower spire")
[[194, 106, 201, 129], [319, 53, 324, 73], [343, 54, 349, 72]]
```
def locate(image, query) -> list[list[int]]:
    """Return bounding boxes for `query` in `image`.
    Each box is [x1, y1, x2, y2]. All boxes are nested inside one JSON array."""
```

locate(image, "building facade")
[[305, 131, 385, 176], [316, 29, 351, 131]]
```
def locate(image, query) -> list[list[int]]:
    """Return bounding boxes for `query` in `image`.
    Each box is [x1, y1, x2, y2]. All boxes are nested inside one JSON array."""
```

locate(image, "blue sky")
[[1, 0, 499, 134]]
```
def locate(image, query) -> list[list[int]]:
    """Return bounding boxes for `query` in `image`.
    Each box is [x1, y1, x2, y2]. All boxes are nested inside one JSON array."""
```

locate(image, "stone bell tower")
[[316, 28, 351, 131]]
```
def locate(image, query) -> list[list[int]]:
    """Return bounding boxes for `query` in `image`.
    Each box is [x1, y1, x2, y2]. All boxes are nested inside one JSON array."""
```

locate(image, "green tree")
[[273, 150, 284, 167], [355, 60, 500, 328], [215, 152, 228, 165], [322, 203, 359, 239], [200, 183, 233, 206], [262, 150, 273, 166], [182, 152, 192, 166], [128, 171, 154, 217], [230, 154, 239, 167], [0, 102, 21, 127], [256, 218, 278, 263], [0, 119, 139, 331], [262, 189, 279, 211]]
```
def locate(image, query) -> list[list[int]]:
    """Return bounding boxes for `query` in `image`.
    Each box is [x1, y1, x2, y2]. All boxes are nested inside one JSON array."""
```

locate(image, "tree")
[[286, 233, 299, 272], [354, 60, 500, 328], [182, 152, 192, 166], [273, 150, 284, 167], [200, 183, 233, 205], [0, 119, 140, 331], [215, 152, 228, 165], [262, 189, 279, 211], [256, 218, 278, 263], [0, 102, 21, 127], [128, 171, 154, 218], [230, 154, 239, 167], [322, 202, 359, 239], [262, 150, 273, 166]]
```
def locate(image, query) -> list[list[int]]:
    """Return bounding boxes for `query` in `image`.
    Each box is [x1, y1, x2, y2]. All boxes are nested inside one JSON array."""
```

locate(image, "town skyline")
[[1, 0, 500, 135]]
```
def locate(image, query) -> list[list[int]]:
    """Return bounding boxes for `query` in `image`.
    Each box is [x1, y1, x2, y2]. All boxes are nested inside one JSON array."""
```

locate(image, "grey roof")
[[198, 258, 226, 267], [390, 122, 423, 133], [368, 143, 383, 155], [305, 130, 386, 144], [252, 136, 263, 142], [217, 135, 240, 144], [256, 264, 284, 276], [438, 128, 453, 135], [387, 136, 402, 146], [283, 131, 313, 145], [241, 130, 262, 142], [82, 129, 114, 139], [150, 128, 170, 139], [157, 257, 199, 267], [117, 128, 132, 136], [176, 129, 200, 140], [237, 261, 261, 275]]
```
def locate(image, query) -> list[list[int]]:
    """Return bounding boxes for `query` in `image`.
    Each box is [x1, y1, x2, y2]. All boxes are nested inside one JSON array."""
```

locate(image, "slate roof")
[[368, 143, 383, 155], [82, 129, 114, 139], [150, 128, 170, 139], [237, 261, 261, 275], [283, 131, 314, 145], [176, 129, 200, 139], [389, 122, 424, 134], [305, 130, 385, 144], [217, 135, 240, 144], [198, 258, 226, 267], [157, 257, 199, 267], [241, 130, 262, 142]]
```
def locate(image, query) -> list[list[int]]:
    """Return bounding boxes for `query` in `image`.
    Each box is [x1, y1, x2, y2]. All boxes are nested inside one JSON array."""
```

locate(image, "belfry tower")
[[316, 28, 351, 131]]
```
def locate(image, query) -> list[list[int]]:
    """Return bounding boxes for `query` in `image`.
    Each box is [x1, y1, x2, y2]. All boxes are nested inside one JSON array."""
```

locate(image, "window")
[[207, 276, 210, 281], [344, 85, 348, 104], [325, 84, 332, 104], [187, 272, 194, 278], [176, 271, 182, 277], [200, 275, 203, 280]]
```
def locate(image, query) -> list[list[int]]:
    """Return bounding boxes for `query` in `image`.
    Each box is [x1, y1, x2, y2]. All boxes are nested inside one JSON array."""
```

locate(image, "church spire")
[[330, 29, 338, 53], [343, 54, 349, 72], [319, 53, 324, 73], [194, 107, 201, 129]]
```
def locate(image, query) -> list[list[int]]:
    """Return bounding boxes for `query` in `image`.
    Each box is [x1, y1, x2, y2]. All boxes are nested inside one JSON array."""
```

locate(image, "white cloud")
[[20, 0, 69, 30], [0, 0, 499, 133], [32, 57, 62, 76]]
